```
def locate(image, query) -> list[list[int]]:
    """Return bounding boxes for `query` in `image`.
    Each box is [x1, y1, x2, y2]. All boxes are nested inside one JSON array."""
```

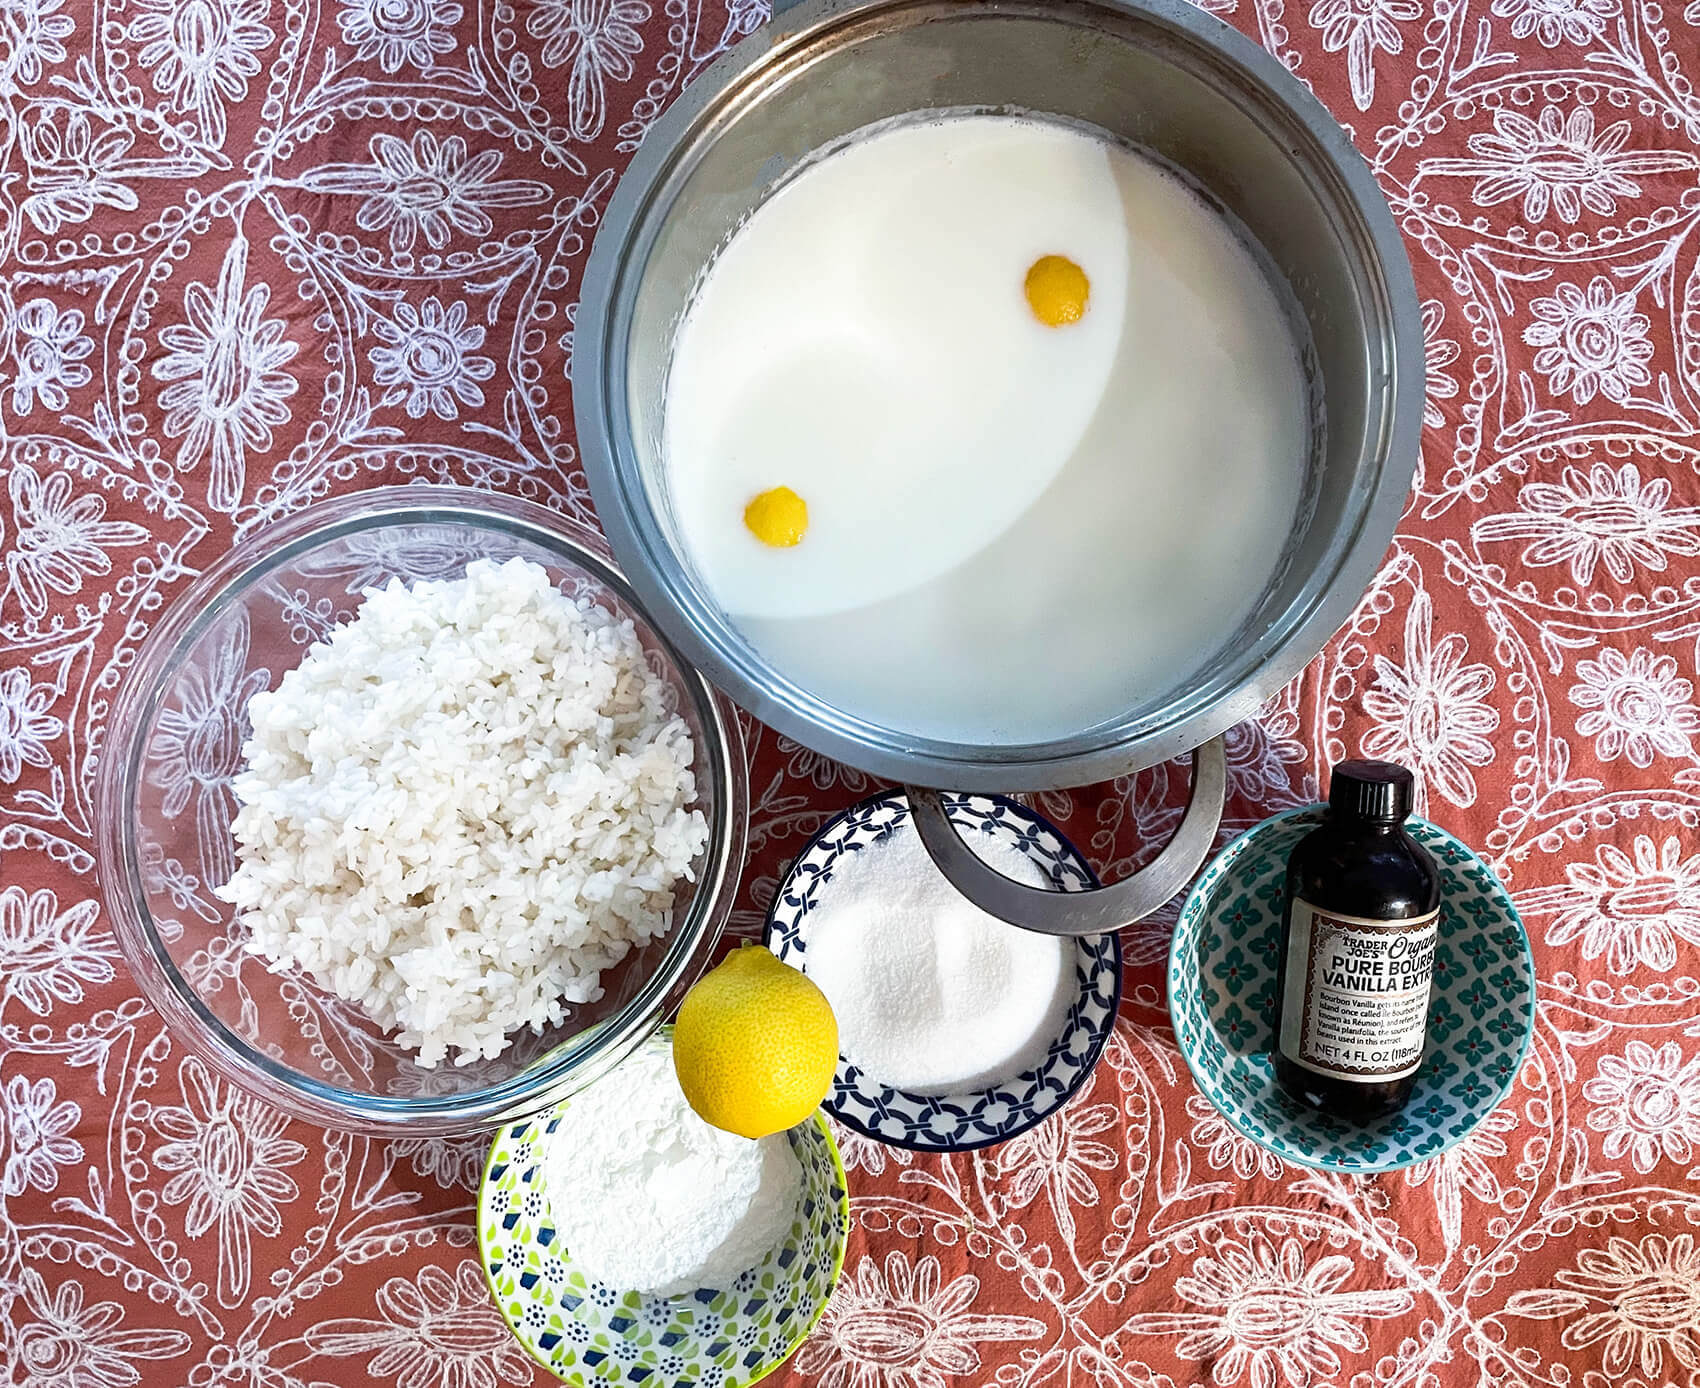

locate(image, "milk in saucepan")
[[661, 113, 1310, 744]]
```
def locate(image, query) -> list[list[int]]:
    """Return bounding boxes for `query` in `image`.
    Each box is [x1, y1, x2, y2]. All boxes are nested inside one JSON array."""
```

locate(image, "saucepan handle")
[[905, 736, 1228, 937]]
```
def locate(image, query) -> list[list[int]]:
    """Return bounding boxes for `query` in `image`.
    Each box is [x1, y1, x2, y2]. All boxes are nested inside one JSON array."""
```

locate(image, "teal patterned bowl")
[[477, 1094, 848, 1385], [1167, 806, 1535, 1173]]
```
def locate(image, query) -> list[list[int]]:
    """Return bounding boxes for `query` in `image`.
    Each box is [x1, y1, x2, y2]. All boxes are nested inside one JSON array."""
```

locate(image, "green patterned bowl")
[[477, 1093, 848, 1385], [1167, 806, 1535, 1173]]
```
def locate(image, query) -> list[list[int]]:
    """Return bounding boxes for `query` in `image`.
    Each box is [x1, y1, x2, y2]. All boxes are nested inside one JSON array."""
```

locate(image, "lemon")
[[673, 944, 838, 1139], [1024, 254, 1090, 327], [744, 486, 809, 547]]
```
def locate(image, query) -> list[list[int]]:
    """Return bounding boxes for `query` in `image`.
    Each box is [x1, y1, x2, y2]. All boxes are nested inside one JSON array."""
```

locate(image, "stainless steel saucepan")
[[575, 0, 1422, 935]]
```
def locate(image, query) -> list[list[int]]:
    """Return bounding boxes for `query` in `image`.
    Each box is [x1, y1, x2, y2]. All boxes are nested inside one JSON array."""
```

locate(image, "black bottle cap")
[[1328, 759, 1415, 823]]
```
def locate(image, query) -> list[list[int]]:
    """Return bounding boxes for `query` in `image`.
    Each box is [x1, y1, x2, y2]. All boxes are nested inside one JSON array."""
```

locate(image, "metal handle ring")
[[905, 735, 1227, 937]]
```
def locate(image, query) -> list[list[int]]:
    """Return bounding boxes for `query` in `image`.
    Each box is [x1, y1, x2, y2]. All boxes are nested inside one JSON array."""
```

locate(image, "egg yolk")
[[1025, 255, 1090, 327], [744, 486, 808, 547]]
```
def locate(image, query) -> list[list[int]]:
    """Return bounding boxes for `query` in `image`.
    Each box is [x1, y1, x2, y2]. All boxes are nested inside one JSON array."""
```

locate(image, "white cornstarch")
[[540, 1038, 802, 1295], [803, 817, 1075, 1093], [217, 557, 710, 1068]]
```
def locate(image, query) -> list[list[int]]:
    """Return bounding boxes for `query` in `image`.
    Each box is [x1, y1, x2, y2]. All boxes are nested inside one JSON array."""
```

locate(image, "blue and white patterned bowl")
[[1167, 806, 1536, 1173], [765, 789, 1121, 1153]]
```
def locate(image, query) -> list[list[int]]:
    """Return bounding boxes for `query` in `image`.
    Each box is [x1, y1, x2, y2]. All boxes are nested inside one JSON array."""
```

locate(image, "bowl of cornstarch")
[[765, 790, 1121, 1152], [478, 1030, 848, 1385]]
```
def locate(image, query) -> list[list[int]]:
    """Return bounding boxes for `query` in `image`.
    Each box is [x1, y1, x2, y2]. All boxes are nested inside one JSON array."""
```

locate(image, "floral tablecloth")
[[5, 0, 1700, 1384]]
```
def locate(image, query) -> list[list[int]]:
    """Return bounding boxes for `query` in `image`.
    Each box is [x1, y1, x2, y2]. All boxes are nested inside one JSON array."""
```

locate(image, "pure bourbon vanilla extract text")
[[1273, 760, 1440, 1121]]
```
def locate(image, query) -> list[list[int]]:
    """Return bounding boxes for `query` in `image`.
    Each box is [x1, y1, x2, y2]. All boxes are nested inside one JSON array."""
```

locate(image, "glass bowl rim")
[[95, 485, 748, 1136]]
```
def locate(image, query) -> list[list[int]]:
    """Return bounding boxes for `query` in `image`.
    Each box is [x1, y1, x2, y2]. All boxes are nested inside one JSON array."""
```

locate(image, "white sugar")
[[802, 817, 1075, 1094], [540, 1037, 802, 1296]]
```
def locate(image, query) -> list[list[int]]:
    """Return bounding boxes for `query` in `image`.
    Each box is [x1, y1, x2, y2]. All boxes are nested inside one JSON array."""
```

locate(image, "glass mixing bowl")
[[95, 486, 748, 1136]]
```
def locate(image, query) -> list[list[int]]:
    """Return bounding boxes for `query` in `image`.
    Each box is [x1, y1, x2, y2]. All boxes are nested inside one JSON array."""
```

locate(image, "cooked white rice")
[[216, 557, 711, 1068]]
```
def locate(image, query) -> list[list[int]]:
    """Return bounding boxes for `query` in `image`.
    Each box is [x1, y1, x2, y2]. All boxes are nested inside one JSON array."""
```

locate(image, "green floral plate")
[[478, 1092, 848, 1386], [1167, 806, 1535, 1173]]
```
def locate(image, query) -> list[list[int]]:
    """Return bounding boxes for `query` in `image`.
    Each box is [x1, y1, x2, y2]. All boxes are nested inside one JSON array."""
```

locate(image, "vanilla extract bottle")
[[1272, 760, 1440, 1122]]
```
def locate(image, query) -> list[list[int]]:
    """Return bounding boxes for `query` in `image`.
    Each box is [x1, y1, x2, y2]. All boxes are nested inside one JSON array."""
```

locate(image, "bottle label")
[[1278, 898, 1439, 1082]]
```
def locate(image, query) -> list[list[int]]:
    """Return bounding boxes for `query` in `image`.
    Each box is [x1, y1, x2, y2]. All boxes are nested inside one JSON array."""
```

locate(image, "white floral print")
[[20, 110, 141, 236], [1186, 1093, 1285, 1181], [527, 0, 650, 140], [1120, 1234, 1414, 1387], [1583, 1040, 1700, 1173], [1490, 0, 1618, 43], [383, 1053, 516, 1098], [1420, 105, 1694, 225], [389, 1135, 484, 1190], [1, 0, 74, 84], [0, 665, 63, 784], [1421, 298, 1460, 430], [369, 297, 496, 420], [5, 0, 1700, 1374], [993, 1098, 1120, 1248], [5, 298, 93, 416], [150, 1055, 307, 1308], [1306, 0, 1421, 111], [304, 1260, 534, 1388], [152, 236, 300, 513], [125, 0, 273, 144], [138, 839, 219, 934], [1223, 712, 1307, 808], [0, 886, 118, 1016], [1361, 588, 1500, 808], [144, 613, 267, 889], [781, 734, 873, 793], [1568, 646, 1700, 769], [1520, 834, 1700, 974], [1403, 1106, 1516, 1249], [794, 1252, 1045, 1388], [336, 0, 462, 71], [1472, 463, 1700, 588], [1523, 276, 1655, 406], [296, 526, 487, 592], [1505, 1233, 1700, 1379], [11, 1268, 192, 1388], [4, 462, 150, 622], [831, 1120, 914, 1177], [300, 131, 551, 255], [556, 299, 577, 381], [2, 1074, 82, 1196]]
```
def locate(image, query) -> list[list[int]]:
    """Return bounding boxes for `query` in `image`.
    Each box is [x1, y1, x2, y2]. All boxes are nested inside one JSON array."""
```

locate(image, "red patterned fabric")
[[5, 0, 1700, 1384]]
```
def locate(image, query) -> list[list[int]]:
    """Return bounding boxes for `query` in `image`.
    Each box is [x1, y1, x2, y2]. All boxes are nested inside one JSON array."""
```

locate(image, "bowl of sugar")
[[478, 1031, 848, 1385], [764, 790, 1121, 1152]]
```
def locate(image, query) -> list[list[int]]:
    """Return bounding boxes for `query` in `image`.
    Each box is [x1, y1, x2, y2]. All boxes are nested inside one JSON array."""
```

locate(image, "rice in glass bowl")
[[95, 486, 747, 1136]]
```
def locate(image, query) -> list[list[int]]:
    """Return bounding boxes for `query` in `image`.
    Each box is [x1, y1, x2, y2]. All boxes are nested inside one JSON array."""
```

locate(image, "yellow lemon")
[[1024, 254, 1090, 327], [673, 944, 838, 1139], [744, 486, 808, 547]]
